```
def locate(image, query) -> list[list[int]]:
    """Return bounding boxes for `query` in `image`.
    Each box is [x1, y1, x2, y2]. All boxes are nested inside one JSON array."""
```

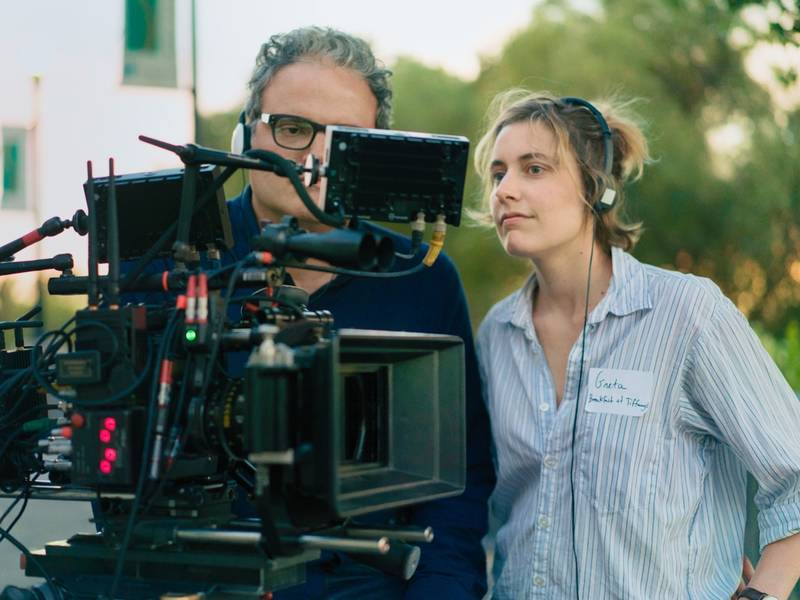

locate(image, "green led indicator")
[[185, 329, 198, 342]]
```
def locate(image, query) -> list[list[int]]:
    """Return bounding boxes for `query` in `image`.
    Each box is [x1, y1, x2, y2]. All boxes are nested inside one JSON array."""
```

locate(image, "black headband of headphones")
[[559, 96, 614, 176], [558, 96, 616, 213]]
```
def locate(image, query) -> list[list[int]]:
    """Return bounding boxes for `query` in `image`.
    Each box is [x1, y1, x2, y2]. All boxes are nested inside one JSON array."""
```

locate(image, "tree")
[[391, 0, 800, 331]]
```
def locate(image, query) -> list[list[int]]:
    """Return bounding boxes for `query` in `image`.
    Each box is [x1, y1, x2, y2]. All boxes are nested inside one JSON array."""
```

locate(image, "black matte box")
[[333, 330, 466, 515], [244, 329, 466, 526]]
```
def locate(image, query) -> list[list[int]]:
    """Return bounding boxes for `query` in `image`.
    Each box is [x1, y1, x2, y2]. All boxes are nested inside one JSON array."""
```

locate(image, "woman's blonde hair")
[[473, 89, 650, 252]]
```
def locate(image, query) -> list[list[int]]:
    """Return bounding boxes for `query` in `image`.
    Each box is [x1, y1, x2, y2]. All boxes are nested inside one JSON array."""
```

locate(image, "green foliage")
[[198, 108, 248, 200], [390, 58, 533, 320], [389, 0, 800, 333], [757, 320, 800, 389], [727, 0, 800, 49]]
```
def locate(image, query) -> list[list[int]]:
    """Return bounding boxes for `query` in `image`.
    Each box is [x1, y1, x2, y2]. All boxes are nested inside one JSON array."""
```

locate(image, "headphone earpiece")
[[231, 110, 251, 154], [560, 97, 616, 214], [596, 187, 616, 213]]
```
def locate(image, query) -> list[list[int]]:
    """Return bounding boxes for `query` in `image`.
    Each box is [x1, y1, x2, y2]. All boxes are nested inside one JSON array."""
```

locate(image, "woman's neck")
[[532, 240, 613, 323]]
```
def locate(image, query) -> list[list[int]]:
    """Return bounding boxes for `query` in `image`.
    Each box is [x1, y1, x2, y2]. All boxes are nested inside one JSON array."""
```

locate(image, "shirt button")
[[538, 516, 550, 529], [533, 575, 546, 587], [543, 456, 557, 469], [538, 402, 550, 412]]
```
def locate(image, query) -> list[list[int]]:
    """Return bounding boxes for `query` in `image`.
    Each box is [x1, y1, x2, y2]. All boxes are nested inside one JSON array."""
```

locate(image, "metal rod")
[[344, 525, 434, 544], [297, 534, 390, 555], [0, 254, 73, 277], [174, 529, 390, 555], [176, 529, 260, 546]]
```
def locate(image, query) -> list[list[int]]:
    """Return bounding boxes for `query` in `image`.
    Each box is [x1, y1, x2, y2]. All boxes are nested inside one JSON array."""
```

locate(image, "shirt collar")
[[500, 246, 652, 330], [593, 246, 652, 323]]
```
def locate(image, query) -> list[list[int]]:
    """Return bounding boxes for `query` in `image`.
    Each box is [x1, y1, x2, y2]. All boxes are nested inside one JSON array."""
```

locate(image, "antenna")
[[85, 161, 99, 308], [107, 158, 121, 308]]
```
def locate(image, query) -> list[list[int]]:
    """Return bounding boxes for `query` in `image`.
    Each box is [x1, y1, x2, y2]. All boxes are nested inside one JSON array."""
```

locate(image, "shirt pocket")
[[576, 410, 662, 514]]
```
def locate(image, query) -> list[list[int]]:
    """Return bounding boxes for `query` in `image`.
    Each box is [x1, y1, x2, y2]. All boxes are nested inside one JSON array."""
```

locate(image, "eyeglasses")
[[260, 113, 328, 151]]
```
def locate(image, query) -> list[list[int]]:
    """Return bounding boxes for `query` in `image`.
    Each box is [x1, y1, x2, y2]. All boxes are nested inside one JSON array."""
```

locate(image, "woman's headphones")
[[560, 97, 616, 214]]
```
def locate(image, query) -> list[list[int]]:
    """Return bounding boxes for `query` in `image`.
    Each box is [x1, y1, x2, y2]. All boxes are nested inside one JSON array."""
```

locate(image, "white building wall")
[[1, 0, 193, 302]]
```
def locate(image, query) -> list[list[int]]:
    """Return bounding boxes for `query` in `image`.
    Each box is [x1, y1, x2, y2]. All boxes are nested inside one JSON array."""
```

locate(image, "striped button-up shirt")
[[477, 247, 800, 599]]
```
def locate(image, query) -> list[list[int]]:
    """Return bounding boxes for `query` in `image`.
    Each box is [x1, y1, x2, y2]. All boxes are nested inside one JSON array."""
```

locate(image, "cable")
[[71, 321, 120, 368], [0, 369, 33, 406], [394, 212, 426, 260], [0, 430, 26, 474], [29, 330, 155, 408], [422, 214, 447, 267], [568, 223, 598, 600], [232, 292, 305, 318], [198, 258, 248, 402], [0, 317, 75, 401], [177, 260, 248, 498], [0, 525, 64, 599], [0, 482, 27, 527], [244, 149, 344, 228], [107, 314, 180, 599], [276, 258, 427, 279], [0, 478, 31, 545], [206, 261, 241, 280], [140, 353, 194, 516], [110, 311, 180, 599], [69, 337, 156, 408]]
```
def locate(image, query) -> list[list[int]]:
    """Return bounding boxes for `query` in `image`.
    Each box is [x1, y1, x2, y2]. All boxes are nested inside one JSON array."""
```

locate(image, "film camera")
[[0, 126, 471, 599]]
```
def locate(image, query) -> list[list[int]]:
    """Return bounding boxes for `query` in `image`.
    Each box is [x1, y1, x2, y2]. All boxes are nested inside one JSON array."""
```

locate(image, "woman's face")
[[489, 120, 591, 261]]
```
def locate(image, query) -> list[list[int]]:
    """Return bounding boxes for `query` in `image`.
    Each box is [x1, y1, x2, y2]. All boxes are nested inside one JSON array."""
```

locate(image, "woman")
[[474, 90, 800, 599]]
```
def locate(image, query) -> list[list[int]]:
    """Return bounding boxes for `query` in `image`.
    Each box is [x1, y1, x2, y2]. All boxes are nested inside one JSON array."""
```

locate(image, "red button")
[[103, 417, 117, 431], [104, 448, 118, 462], [99, 460, 112, 474], [99, 429, 111, 443], [70, 413, 85, 428]]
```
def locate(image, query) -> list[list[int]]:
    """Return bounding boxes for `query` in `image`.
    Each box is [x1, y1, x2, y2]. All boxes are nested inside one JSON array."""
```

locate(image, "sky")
[[194, 0, 539, 114]]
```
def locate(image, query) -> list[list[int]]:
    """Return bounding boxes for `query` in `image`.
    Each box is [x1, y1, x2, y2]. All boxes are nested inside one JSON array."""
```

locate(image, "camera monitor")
[[83, 164, 233, 262], [322, 126, 469, 226]]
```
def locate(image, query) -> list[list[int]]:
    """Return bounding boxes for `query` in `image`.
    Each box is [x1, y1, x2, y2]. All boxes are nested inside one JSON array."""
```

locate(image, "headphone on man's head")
[[231, 110, 251, 155], [560, 97, 616, 214]]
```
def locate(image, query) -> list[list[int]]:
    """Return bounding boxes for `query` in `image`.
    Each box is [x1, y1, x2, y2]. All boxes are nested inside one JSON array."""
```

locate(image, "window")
[[1, 127, 28, 211]]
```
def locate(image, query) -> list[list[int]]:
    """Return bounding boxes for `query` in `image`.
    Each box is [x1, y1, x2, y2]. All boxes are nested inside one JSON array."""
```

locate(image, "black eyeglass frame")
[[259, 113, 329, 151]]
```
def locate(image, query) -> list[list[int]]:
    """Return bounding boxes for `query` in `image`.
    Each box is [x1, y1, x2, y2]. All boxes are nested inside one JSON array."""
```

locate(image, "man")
[[223, 26, 494, 598]]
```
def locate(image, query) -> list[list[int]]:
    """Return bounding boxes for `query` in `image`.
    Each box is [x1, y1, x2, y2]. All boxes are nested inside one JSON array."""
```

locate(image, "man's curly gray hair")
[[243, 26, 393, 129]]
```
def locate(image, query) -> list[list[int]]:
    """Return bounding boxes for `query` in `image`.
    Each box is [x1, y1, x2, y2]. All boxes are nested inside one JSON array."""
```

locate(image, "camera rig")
[[0, 127, 471, 599]]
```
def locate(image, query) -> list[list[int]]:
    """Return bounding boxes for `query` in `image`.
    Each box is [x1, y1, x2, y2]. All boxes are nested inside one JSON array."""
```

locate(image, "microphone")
[[139, 135, 282, 172]]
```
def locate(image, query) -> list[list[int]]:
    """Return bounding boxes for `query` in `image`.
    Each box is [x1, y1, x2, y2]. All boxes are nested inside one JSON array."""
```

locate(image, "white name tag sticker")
[[585, 368, 653, 417]]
